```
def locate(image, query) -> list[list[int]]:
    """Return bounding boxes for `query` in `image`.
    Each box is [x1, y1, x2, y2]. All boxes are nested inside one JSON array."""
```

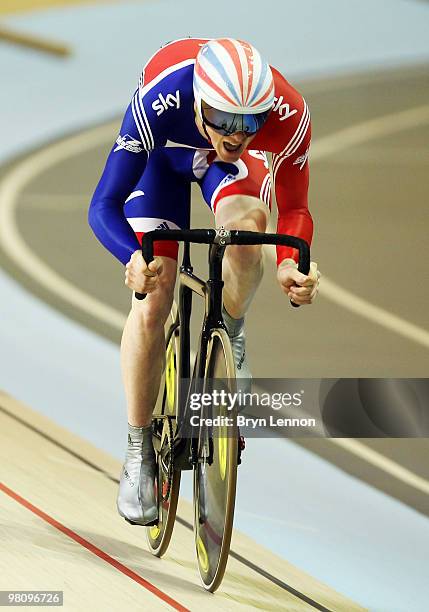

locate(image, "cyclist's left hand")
[[277, 259, 320, 305]]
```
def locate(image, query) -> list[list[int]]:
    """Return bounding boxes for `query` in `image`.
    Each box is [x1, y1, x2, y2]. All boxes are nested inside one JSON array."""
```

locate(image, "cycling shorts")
[[124, 147, 272, 260]]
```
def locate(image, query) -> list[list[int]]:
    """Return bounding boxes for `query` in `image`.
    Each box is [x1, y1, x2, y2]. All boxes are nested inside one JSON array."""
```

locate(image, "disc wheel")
[[193, 330, 238, 592], [146, 303, 181, 557]]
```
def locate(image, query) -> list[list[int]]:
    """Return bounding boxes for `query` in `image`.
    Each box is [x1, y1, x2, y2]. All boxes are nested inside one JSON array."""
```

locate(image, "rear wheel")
[[146, 303, 181, 557], [193, 329, 238, 592]]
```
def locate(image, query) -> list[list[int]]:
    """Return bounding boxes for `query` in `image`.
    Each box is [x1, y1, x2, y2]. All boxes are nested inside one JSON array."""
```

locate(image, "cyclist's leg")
[[121, 148, 191, 428], [118, 148, 192, 525], [121, 262, 176, 428], [199, 149, 271, 318], [198, 150, 271, 383], [119, 266, 176, 525]]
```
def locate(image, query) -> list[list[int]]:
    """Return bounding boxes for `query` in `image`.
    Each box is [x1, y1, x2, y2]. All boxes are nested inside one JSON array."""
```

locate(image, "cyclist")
[[89, 37, 320, 525]]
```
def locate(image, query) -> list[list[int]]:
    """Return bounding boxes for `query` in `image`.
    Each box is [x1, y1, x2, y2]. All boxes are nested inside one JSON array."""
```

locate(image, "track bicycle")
[[136, 227, 310, 592]]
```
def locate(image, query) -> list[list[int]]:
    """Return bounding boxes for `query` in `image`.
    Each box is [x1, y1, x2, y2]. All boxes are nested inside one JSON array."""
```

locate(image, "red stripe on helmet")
[[237, 39, 255, 106], [251, 81, 274, 109], [195, 62, 238, 108], [217, 38, 244, 104]]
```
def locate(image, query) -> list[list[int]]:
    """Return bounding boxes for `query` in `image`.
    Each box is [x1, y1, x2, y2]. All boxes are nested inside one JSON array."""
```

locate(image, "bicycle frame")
[[140, 227, 310, 467], [170, 238, 228, 468]]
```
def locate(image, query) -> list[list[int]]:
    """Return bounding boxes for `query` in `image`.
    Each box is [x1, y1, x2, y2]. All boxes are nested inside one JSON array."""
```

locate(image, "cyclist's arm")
[[88, 100, 149, 265], [272, 117, 313, 267]]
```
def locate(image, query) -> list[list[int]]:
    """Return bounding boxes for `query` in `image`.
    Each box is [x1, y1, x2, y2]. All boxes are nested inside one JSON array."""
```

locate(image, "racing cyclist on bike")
[[89, 37, 320, 525]]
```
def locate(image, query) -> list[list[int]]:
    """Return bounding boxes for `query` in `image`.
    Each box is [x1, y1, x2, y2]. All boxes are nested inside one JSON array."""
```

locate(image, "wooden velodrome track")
[[0, 2, 428, 607], [0, 392, 364, 611]]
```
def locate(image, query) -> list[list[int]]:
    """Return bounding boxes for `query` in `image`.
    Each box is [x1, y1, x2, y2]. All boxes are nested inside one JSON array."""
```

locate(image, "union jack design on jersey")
[[193, 38, 275, 114], [89, 38, 313, 268]]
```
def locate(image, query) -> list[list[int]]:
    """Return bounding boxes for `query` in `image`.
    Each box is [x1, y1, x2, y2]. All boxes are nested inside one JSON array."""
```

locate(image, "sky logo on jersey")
[[273, 96, 297, 121], [152, 90, 181, 116], [114, 134, 144, 153]]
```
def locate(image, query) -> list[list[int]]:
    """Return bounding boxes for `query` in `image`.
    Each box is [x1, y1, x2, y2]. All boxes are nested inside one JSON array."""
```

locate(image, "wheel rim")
[[146, 306, 181, 556], [194, 332, 238, 591]]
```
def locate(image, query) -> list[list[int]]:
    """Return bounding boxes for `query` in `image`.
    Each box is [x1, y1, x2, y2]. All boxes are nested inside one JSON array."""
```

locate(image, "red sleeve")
[[252, 67, 313, 266], [273, 118, 313, 265]]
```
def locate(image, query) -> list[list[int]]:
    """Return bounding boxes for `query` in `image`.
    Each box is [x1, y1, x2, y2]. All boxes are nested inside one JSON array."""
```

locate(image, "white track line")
[[333, 438, 429, 495], [310, 106, 429, 349], [1, 108, 429, 494], [311, 104, 429, 159], [313, 278, 429, 348], [268, 104, 429, 349], [0, 122, 126, 331]]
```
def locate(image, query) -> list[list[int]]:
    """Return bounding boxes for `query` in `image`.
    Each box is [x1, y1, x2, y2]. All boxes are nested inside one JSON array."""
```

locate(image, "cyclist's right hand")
[[125, 250, 163, 294]]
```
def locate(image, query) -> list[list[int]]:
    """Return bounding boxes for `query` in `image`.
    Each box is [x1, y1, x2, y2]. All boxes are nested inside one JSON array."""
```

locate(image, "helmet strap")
[[196, 97, 212, 144]]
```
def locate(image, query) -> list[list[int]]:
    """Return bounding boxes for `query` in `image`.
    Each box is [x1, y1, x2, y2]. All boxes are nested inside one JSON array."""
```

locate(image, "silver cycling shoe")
[[117, 424, 158, 526], [222, 305, 252, 398]]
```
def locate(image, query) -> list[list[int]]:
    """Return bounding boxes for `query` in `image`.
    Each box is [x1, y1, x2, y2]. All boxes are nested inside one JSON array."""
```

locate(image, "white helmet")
[[193, 38, 274, 134]]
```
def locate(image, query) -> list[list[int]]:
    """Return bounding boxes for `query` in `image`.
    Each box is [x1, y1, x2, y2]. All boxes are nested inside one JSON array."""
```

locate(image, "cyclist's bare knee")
[[216, 195, 268, 266], [215, 195, 269, 232]]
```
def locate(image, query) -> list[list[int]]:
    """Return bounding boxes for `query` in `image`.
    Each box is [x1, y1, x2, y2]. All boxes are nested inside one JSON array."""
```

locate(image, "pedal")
[[124, 517, 158, 527]]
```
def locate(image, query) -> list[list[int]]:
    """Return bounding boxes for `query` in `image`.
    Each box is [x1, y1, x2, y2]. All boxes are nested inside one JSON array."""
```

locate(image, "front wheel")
[[193, 329, 238, 592]]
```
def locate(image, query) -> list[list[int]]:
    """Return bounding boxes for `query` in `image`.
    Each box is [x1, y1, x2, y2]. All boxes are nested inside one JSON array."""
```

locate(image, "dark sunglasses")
[[201, 104, 271, 136]]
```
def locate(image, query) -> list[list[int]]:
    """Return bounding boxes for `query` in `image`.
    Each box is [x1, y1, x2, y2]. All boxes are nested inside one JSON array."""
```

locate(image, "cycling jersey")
[[89, 37, 313, 266]]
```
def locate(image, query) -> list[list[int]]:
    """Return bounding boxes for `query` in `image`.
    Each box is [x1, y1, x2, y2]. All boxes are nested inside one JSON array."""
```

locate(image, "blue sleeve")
[[88, 99, 149, 265]]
